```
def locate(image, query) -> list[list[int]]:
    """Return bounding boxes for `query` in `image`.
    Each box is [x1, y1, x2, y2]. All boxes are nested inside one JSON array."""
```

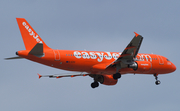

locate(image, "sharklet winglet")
[[134, 32, 139, 37], [37, 73, 42, 79]]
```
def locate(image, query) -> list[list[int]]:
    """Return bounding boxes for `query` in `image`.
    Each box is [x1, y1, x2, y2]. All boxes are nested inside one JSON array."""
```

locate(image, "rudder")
[[16, 18, 50, 50]]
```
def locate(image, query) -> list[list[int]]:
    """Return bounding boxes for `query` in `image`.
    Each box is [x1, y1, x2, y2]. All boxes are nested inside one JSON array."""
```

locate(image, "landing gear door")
[[53, 50, 60, 61]]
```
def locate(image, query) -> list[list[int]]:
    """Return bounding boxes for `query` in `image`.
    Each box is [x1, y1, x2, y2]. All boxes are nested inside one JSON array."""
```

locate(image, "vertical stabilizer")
[[16, 18, 51, 51]]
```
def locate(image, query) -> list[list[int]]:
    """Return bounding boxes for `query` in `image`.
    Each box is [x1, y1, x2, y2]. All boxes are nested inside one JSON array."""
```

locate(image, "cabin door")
[[157, 55, 164, 65], [53, 50, 60, 61]]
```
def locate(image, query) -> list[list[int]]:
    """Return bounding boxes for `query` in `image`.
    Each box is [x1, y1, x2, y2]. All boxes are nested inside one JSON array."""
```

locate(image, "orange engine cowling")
[[101, 75, 118, 85], [128, 61, 152, 73]]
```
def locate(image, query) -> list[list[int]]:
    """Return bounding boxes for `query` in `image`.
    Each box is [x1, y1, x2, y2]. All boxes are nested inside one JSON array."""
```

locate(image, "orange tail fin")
[[16, 18, 51, 50]]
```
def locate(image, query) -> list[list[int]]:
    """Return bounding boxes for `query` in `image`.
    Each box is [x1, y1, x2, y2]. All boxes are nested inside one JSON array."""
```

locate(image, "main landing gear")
[[90, 75, 103, 89], [90, 73, 122, 89], [154, 74, 161, 85], [91, 81, 99, 88], [113, 73, 121, 80]]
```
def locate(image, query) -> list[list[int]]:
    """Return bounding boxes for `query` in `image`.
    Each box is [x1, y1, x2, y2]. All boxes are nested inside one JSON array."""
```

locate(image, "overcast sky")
[[1, 1, 180, 111]]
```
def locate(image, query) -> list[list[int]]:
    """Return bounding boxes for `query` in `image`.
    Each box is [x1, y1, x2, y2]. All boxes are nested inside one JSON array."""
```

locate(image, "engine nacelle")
[[101, 75, 118, 85], [128, 61, 152, 73]]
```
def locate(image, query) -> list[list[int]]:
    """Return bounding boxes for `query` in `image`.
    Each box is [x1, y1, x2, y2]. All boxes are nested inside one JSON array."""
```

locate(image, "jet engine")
[[128, 61, 152, 72], [100, 75, 118, 85]]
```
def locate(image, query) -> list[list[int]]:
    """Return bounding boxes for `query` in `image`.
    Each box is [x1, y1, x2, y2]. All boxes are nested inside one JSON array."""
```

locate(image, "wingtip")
[[134, 32, 139, 37], [37, 73, 42, 79]]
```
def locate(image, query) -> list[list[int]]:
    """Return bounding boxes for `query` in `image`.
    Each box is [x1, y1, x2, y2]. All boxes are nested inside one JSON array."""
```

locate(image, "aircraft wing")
[[38, 73, 89, 79], [108, 32, 143, 67]]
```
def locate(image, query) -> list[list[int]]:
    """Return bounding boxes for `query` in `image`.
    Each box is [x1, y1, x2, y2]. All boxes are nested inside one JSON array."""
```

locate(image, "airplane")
[[5, 18, 176, 88]]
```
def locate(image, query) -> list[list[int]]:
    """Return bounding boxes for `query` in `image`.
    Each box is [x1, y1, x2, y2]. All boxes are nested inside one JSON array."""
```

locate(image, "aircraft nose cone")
[[171, 63, 176, 72]]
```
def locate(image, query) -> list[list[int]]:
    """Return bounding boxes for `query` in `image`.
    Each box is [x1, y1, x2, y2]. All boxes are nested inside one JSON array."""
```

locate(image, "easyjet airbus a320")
[[6, 18, 176, 88]]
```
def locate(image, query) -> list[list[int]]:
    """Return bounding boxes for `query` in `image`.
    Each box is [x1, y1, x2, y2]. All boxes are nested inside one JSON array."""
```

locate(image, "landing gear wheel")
[[155, 80, 161, 85], [91, 81, 99, 88], [154, 74, 161, 85], [113, 73, 121, 80]]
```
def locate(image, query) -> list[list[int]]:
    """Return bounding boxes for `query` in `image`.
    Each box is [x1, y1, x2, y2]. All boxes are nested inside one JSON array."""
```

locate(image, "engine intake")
[[128, 62, 138, 70]]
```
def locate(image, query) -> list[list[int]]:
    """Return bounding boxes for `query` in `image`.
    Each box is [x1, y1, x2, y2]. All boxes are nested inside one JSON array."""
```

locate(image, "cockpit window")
[[167, 59, 170, 61]]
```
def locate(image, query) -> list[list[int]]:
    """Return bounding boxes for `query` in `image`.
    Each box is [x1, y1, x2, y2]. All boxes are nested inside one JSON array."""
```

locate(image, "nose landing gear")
[[154, 74, 161, 85]]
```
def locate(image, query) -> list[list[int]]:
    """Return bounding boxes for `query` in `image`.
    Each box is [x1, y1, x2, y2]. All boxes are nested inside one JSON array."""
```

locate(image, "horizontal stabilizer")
[[4, 56, 23, 60]]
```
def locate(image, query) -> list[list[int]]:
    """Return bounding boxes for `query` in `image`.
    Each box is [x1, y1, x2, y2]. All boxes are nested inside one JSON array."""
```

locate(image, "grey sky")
[[1, 0, 180, 111]]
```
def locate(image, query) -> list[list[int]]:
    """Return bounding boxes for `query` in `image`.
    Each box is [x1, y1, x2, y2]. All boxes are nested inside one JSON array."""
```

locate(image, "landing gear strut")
[[113, 73, 121, 80], [91, 81, 99, 88], [154, 74, 161, 85]]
